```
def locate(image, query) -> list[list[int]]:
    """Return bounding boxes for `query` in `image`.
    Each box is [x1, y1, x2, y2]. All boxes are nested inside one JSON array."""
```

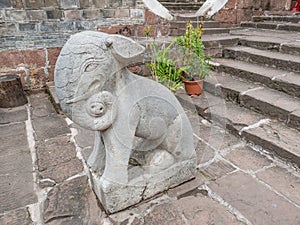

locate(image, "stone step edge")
[[240, 21, 300, 32], [213, 58, 300, 98], [223, 46, 300, 73], [203, 73, 300, 131], [175, 91, 300, 167], [238, 37, 300, 56], [46, 82, 63, 114], [252, 15, 300, 23]]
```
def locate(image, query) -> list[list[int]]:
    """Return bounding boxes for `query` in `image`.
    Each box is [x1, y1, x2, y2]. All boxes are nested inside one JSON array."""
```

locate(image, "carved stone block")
[[54, 31, 196, 213]]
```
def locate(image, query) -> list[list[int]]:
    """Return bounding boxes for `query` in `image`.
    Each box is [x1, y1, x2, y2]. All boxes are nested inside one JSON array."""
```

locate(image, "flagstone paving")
[[0, 92, 299, 225]]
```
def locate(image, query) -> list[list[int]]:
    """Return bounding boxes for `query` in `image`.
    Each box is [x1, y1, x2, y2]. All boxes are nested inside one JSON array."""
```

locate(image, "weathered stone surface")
[[225, 145, 272, 172], [0, 105, 27, 124], [289, 109, 300, 130], [37, 135, 77, 171], [72, 123, 94, 148], [167, 172, 206, 198], [257, 166, 300, 205], [0, 0, 11, 8], [195, 140, 215, 165], [0, 207, 32, 225], [26, 10, 46, 20], [200, 160, 236, 180], [29, 93, 56, 118], [60, 0, 79, 9], [46, 10, 63, 20], [223, 46, 300, 73], [241, 87, 300, 123], [64, 10, 82, 20], [44, 176, 104, 224], [142, 203, 184, 225], [0, 123, 37, 213], [19, 23, 37, 32], [209, 171, 300, 225], [45, 0, 59, 7], [177, 194, 244, 225], [24, 0, 44, 8], [39, 157, 83, 183], [32, 114, 70, 141], [242, 121, 300, 166], [0, 49, 46, 68], [55, 31, 196, 213]]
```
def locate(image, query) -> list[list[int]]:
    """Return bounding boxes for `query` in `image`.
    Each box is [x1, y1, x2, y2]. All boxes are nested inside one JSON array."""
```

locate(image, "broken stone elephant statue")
[[54, 31, 197, 214]]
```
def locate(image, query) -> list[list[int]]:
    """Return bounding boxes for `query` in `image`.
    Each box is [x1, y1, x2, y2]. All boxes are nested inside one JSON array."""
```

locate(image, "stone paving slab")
[[257, 166, 300, 206], [43, 176, 103, 224], [1, 92, 300, 224], [0, 207, 32, 225], [0, 105, 27, 125], [224, 145, 273, 172], [0, 122, 37, 214], [209, 171, 300, 225], [32, 113, 70, 141]]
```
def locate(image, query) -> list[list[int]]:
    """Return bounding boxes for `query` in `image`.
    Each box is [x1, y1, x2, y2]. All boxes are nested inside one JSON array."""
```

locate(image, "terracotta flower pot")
[[182, 79, 204, 96]]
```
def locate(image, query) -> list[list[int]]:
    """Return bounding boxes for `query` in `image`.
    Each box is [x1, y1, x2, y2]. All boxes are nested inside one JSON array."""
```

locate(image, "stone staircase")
[[177, 14, 300, 167], [160, 0, 204, 11]]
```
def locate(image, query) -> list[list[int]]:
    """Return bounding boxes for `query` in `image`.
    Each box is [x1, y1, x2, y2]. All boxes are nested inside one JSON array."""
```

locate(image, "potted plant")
[[147, 41, 183, 92], [175, 21, 212, 95]]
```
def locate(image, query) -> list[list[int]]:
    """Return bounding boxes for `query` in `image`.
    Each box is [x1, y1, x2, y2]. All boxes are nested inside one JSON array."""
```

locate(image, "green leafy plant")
[[176, 21, 212, 81], [144, 25, 152, 37], [147, 41, 183, 91]]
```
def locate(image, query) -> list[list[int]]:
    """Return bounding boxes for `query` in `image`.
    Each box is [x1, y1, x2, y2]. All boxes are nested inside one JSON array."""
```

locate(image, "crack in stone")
[[239, 118, 271, 135], [240, 87, 264, 96]]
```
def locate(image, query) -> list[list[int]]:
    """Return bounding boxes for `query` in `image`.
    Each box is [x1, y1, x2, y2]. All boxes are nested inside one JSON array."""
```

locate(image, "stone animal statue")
[[55, 31, 196, 213]]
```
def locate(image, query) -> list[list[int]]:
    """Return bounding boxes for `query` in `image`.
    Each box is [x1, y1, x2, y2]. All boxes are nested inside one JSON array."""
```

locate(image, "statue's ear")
[[105, 35, 145, 66]]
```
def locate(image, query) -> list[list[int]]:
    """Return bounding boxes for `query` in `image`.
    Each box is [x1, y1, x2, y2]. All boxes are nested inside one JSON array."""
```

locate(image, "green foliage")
[[147, 41, 183, 91], [176, 21, 212, 80]]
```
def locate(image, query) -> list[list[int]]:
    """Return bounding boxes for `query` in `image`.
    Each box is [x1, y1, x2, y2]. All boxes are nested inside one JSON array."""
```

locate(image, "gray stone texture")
[[224, 146, 272, 172], [60, 0, 79, 9], [32, 114, 70, 140], [0, 207, 32, 225], [43, 176, 104, 224], [257, 166, 300, 206], [209, 171, 300, 225], [0, 0, 11, 8], [0, 106, 27, 124], [0, 123, 37, 213], [54, 31, 196, 213]]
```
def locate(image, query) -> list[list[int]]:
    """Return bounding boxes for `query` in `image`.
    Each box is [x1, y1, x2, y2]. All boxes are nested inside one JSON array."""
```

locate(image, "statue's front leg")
[[87, 131, 105, 175], [101, 127, 133, 185]]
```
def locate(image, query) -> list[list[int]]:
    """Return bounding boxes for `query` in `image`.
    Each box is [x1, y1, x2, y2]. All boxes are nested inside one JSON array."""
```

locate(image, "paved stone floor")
[[0, 92, 299, 225]]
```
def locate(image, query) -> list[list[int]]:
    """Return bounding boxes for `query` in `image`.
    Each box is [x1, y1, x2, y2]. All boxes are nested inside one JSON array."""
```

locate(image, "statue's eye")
[[84, 63, 98, 72]]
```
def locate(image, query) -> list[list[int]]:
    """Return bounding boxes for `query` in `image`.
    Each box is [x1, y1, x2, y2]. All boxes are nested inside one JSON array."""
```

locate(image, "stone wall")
[[213, 0, 290, 26], [0, 0, 145, 90], [0, 0, 293, 91]]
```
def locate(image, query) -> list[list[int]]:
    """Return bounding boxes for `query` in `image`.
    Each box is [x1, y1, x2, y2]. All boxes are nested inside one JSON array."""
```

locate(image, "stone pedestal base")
[[90, 158, 196, 214]]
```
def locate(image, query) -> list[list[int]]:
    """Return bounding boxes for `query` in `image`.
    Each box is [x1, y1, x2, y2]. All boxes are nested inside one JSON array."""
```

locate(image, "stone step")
[[176, 91, 300, 167], [214, 58, 300, 98], [173, 27, 231, 36], [241, 21, 300, 32], [252, 15, 300, 23], [223, 46, 300, 73], [238, 35, 300, 56], [203, 72, 300, 130], [161, 2, 203, 10], [170, 21, 220, 29]]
